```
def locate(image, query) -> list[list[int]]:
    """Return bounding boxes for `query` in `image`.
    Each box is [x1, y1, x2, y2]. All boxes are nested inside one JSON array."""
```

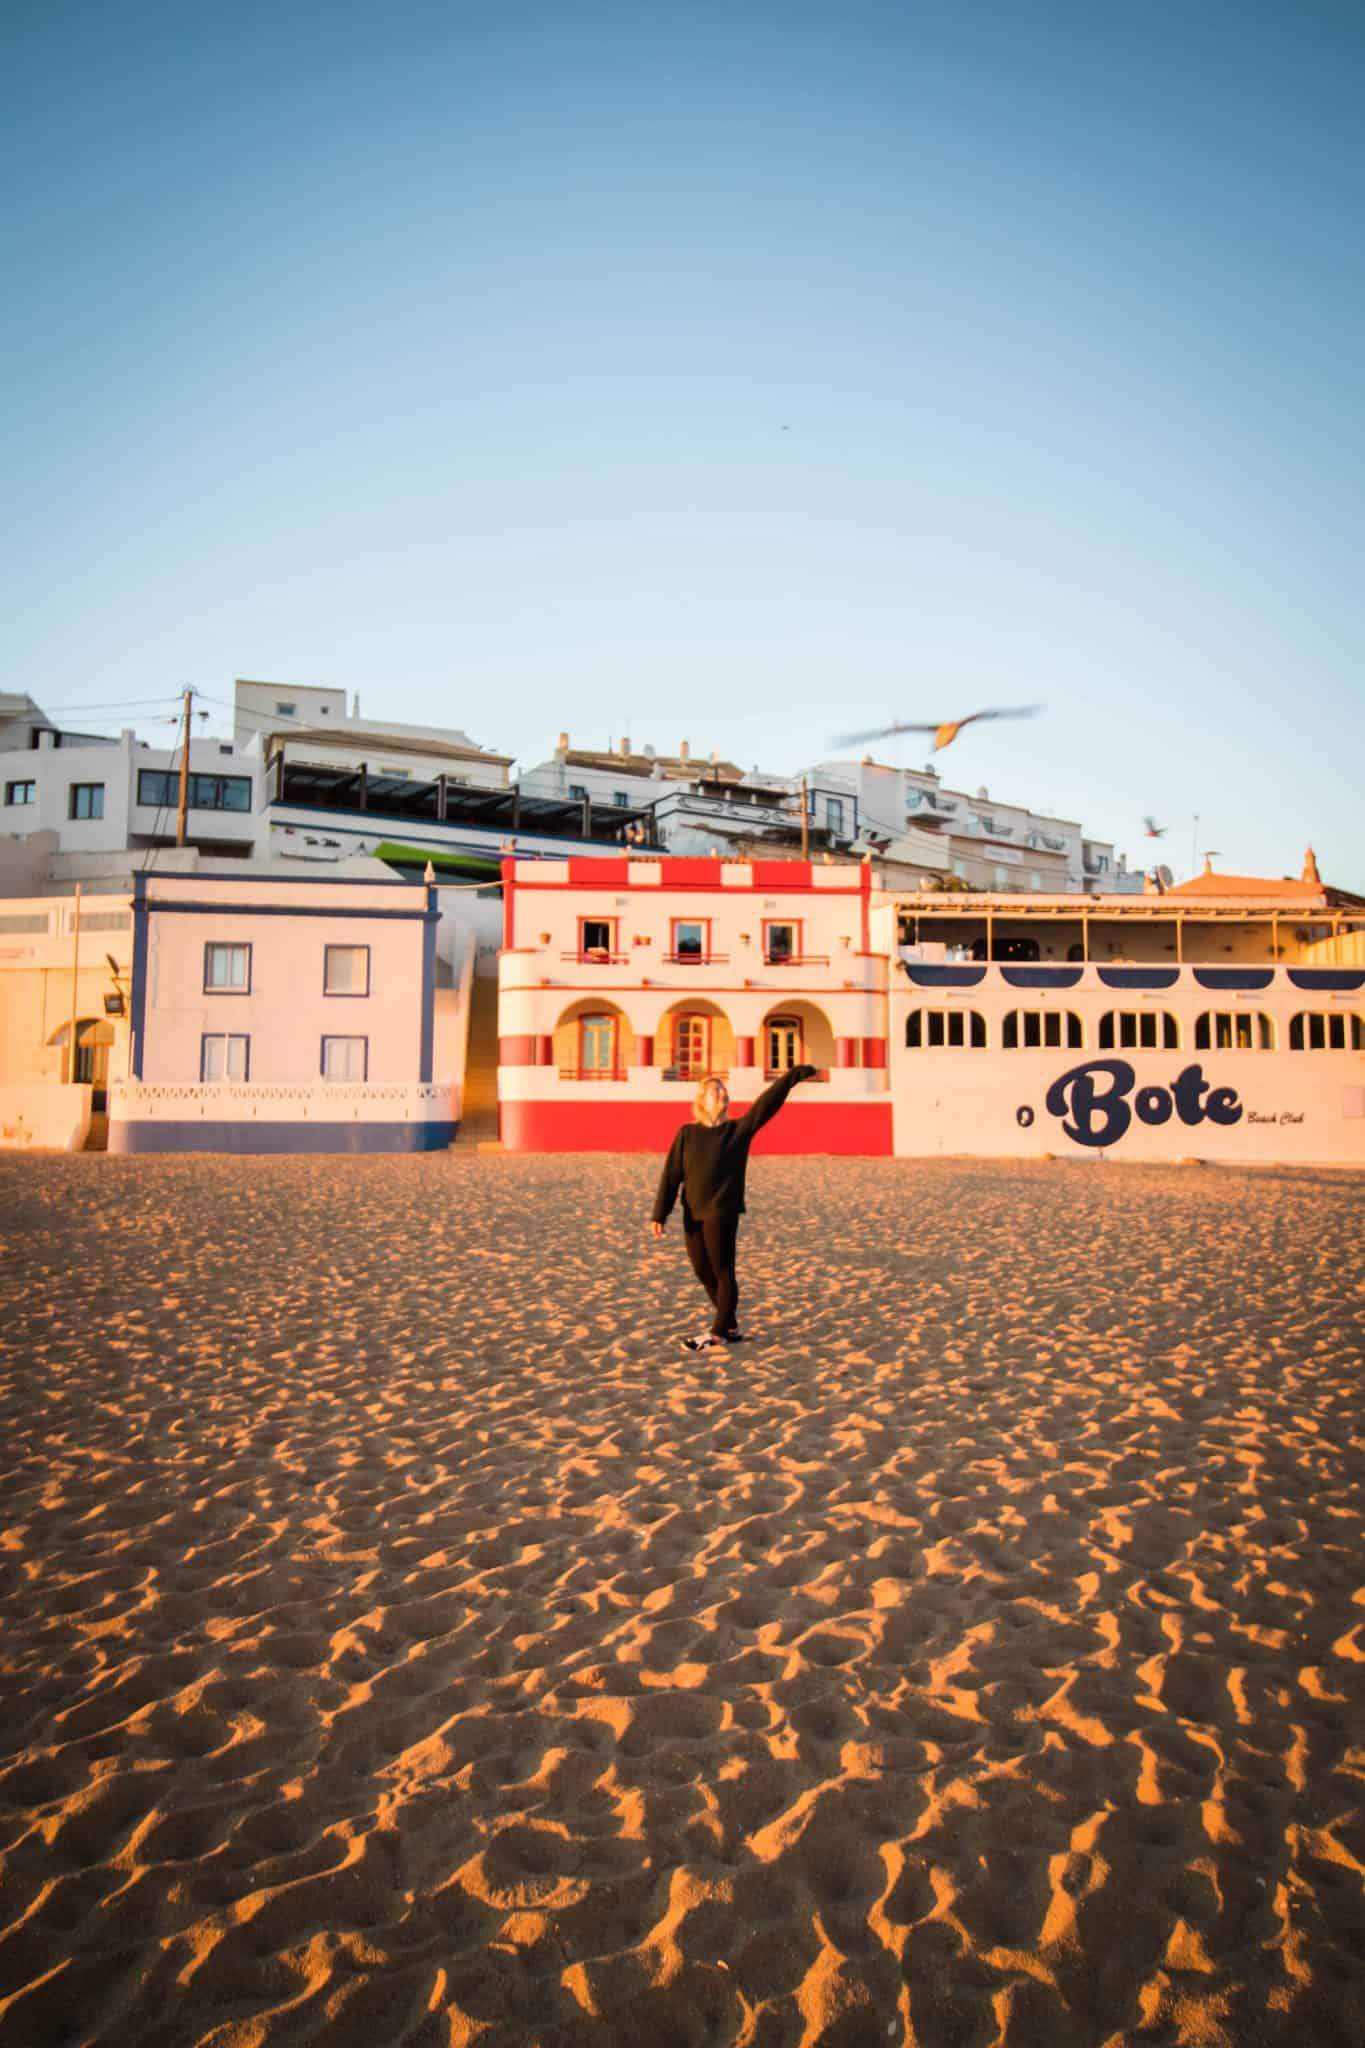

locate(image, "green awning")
[[374, 841, 503, 880]]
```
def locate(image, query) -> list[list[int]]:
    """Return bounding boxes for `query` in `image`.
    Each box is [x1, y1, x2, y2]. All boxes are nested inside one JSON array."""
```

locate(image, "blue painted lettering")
[[1044, 1061, 1243, 1148]]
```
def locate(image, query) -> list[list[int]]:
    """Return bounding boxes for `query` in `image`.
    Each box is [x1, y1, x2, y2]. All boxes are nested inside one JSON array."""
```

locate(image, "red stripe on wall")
[[750, 860, 811, 890], [499, 1099, 894, 1155], [568, 858, 632, 886]]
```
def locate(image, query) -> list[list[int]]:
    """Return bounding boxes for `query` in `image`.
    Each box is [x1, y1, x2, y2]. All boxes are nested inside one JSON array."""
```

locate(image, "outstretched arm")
[[651, 1127, 687, 1226], [734, 1063, 818, 1140]]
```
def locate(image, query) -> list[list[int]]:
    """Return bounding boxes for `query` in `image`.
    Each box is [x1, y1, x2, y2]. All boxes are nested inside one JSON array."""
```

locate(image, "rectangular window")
[[672, 919, 706, 961], [324, 944, 370, 996], [613, 791, 629, 807], [580, 1015, 617, 1073], [766, 1017, 802, 1073], [579, 918, 616, 959], [189, 773, 252, 812], [201, 1033, 249, 1081], [569, 783, 587, 801], [825, 797, 846, 837], [276, 702, 297, 715], [321, 1035, 368, 1080], [5, 780, 35, 805], [137, 769, 177, 808], [764, 921, 797, 963], [69, 783, 105, 820], [204, 942, 251, 992]]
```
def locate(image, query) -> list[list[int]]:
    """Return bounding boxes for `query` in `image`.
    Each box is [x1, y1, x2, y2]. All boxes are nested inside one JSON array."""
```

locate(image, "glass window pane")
[[675, 922, 704, 957], [322, 1036, 365, 1080], [325, 945, 368, 994]]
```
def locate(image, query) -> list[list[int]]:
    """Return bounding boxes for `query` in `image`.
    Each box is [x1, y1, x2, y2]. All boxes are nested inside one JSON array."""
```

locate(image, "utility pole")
[[67, 883, 82, 1086], [800, 775, 809, 860], [175, 686, 194, 847]]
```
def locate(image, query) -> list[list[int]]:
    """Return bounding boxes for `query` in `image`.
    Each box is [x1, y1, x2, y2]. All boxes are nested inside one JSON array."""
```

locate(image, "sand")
[[0, 1151, 1362, 2048]]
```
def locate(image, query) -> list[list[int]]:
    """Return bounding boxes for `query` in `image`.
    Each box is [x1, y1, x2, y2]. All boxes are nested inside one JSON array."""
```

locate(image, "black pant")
[[684, 1213, 740, 1336]]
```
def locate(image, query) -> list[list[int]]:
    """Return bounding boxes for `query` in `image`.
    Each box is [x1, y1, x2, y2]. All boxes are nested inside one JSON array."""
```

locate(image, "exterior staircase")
[[454, 971, 502, 1149], [83, 1111, 109, 1152]]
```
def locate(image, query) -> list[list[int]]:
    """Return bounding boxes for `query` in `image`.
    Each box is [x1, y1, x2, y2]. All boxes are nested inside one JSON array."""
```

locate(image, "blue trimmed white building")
[[110, 872, 466, 1153]]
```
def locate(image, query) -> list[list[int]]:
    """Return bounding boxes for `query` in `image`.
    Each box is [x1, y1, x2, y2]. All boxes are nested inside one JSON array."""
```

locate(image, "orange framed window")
[[578, 916, 618, 960], [674, 1013, 711, 1076], [579, 1014, 618, 1073], [765, 1015, 802, 1074], [763, 920, 800, 963], [670, 917, 710, 963]]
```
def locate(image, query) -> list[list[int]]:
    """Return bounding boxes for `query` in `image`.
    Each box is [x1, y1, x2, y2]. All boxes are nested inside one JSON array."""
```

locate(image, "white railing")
[[111, 1079, 459, 1123]]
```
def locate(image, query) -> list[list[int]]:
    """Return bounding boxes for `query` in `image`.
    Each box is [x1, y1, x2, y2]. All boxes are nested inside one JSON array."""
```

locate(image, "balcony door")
[[579, 1015, 617, 1076], [766, 1016, 802, 1074], [675, 1014, 710, 1078]]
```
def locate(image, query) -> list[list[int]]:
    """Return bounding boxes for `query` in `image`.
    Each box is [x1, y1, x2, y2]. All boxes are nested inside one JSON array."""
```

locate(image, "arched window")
[[1289, 1011, 1364, 1052], [906, 1009, 987, 1049], [1195, 1011, 1275, 1051], [1098, 1010, 1178, 1051], [1002, 1009, 1082, 1050]]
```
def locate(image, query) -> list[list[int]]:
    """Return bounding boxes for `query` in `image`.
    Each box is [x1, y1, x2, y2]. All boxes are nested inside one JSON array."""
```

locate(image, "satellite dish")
[[1157, 865, 1173, 888]]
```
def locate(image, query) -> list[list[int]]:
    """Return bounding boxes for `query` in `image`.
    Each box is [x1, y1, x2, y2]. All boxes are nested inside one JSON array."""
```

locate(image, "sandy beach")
[[0, 1150, 1361, 2047]]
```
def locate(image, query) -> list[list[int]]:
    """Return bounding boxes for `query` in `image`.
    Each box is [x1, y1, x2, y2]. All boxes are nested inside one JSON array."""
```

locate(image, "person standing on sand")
[[651, 1065, 818, 1351]]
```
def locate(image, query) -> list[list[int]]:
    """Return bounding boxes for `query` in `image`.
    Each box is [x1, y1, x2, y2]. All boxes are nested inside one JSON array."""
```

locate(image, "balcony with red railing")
[[560, 950, 632, 965], [663, 951, 730, 966], [558, 1066, 630, 1081], [763, 1066, 831, 1081], [763, 952, 831, 967]]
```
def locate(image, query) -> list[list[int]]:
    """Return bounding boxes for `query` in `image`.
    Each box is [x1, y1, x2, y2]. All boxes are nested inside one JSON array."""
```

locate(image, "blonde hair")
[[693, 1076, 730, 1125]]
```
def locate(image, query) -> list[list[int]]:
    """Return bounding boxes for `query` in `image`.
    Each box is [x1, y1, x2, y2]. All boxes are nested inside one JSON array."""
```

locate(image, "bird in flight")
[[1142, 815, 1167, 838], [833, 705, 1042, 754]]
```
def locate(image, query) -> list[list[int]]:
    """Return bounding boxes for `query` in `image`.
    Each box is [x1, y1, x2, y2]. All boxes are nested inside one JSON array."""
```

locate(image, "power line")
[[34, 696, 184, 717]]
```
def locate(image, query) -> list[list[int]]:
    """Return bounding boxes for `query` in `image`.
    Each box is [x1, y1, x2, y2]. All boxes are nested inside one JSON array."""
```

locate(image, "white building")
[[520, 734, 860, 858], [808, 753, 1140, 896], [234, 679, 514, 791], [1, 723, 262, 864]]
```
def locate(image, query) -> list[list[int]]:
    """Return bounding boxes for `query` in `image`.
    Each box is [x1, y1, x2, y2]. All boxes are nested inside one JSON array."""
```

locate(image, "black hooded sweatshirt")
[[651, 1066, 817, 1226]]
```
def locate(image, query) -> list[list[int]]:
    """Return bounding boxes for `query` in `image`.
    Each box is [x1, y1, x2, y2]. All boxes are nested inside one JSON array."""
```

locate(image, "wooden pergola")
[[893, 895, 1364, 965]]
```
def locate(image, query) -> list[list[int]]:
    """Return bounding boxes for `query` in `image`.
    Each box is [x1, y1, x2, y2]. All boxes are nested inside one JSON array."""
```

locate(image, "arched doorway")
[[552, 999, 635, 1079], [758, 1001, 835, 1076], [48, 1019, 113, 1104], [657, 1001, 735, 1079]]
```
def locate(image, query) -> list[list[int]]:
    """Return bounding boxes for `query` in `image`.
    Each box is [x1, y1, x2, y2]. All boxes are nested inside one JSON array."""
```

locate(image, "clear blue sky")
[[4, 0, 1362, 885]]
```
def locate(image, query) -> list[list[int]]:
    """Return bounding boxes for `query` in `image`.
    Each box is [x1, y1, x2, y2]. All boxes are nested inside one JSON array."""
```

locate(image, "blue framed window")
[[201, 1033, 249, 1081], [5, 780, 35, 805], [204, 941, 251, 993], [321, 1034, 368, 1080], [323, 944, 370, 996]]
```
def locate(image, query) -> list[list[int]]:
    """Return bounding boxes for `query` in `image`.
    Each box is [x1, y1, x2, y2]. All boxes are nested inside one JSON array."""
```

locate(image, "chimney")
[[710, 747, 721, 765], [618, 736, 630, 759], [556, 732, 569, 757], [353, 693, 361, 717], [678, 740, 690, 762], [1302, 845, 1322, 886]]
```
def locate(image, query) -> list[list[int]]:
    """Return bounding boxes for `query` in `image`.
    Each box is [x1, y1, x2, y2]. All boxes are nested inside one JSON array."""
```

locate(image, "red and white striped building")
[[496, 856, 894, 1153]]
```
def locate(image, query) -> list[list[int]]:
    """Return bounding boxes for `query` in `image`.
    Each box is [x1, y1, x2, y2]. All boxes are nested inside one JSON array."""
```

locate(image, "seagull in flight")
[[833, 705, 1042, 754], [1142, 815, 1167, 838]]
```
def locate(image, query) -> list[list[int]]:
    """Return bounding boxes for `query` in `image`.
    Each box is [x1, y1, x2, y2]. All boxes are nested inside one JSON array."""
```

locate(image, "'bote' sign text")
[[1043, 1060, 1243, 1149]]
